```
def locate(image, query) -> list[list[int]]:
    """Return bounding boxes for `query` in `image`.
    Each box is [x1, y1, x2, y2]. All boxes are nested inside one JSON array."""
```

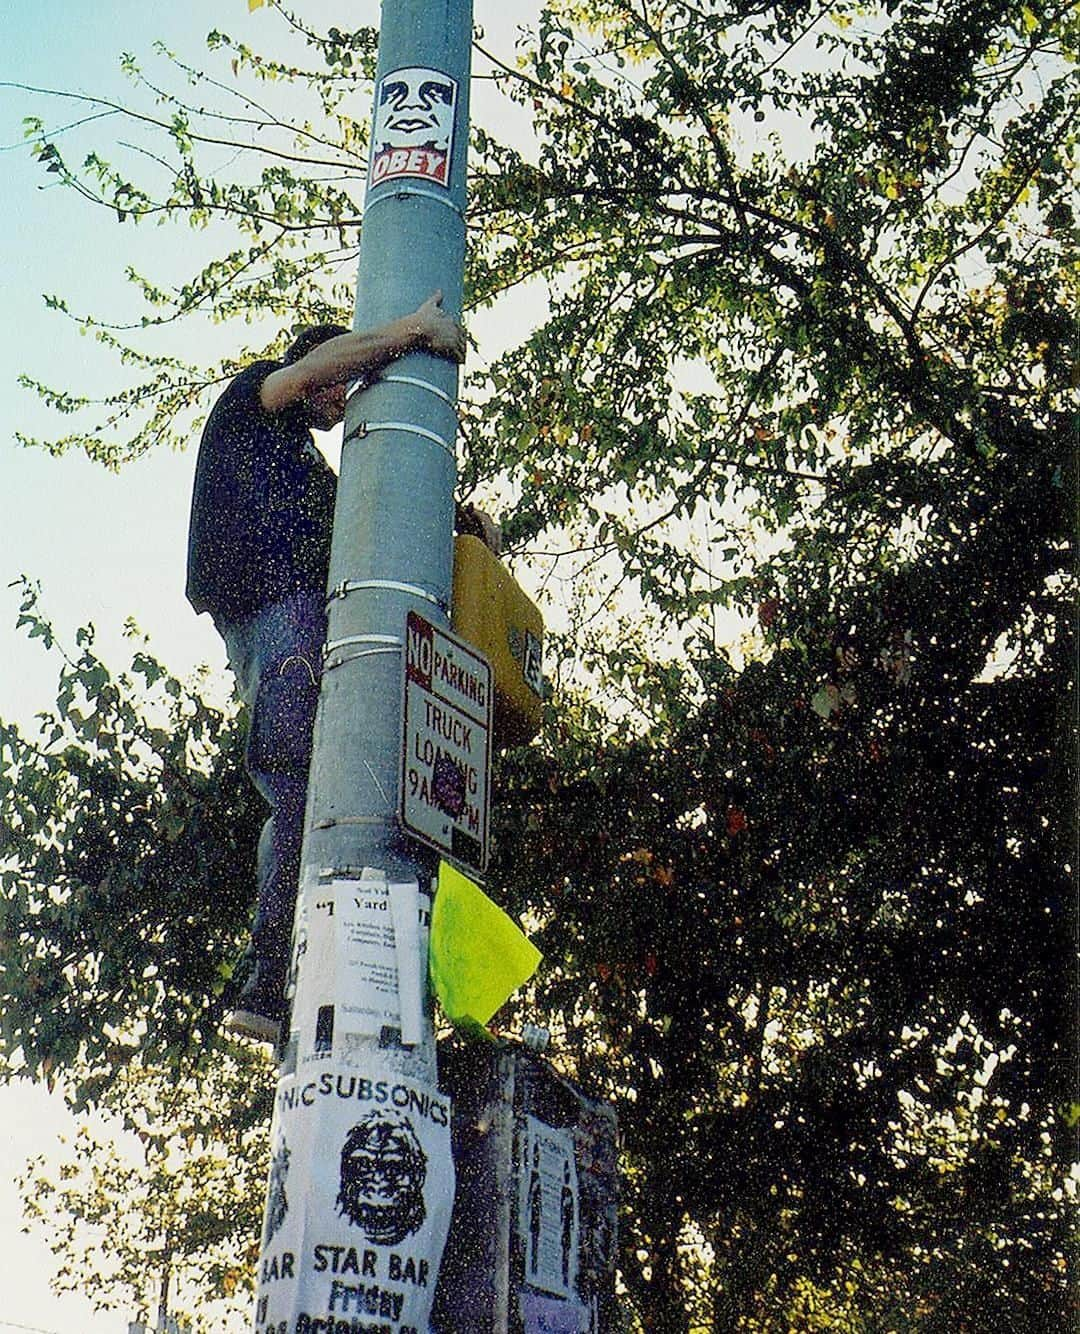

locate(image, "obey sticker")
[[369, 66, 458, 189]]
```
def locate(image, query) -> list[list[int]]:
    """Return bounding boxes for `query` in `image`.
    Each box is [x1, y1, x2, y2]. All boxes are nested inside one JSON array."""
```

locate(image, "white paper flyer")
[[254, 1066, 454, 1334]]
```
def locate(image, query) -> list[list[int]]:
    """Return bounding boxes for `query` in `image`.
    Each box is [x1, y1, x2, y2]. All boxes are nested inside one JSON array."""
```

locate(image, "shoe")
[[223, 950, 283, 1046], [225, 1005, 281, 1046]]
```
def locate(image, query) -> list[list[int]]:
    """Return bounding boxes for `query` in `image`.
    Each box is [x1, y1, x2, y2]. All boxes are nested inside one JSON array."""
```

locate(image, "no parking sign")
[[400, 611, 491, 876]]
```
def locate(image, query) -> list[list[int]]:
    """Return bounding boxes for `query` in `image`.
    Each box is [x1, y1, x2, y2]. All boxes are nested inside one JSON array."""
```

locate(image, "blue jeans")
[[220, 589, 326, 993]]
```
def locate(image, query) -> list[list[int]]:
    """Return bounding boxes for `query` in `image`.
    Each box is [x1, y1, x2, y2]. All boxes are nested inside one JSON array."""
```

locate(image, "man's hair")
[[283, 323, 349, 365]]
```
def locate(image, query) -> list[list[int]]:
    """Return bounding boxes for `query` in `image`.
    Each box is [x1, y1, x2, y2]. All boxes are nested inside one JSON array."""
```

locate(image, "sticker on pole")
[[369, 66, 458, 189], [401, 611, 491, 875]]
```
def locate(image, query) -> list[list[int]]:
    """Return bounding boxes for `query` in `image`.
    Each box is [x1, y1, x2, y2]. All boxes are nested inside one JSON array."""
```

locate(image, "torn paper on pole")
[[288, 873, 430, 1068]]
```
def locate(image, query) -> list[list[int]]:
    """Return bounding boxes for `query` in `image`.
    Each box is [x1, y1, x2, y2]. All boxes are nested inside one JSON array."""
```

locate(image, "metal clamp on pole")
[[344, 419, 456, 457], [328, 578, 447, 611], [379, 374, 458, 408], [321, 633, 403, 673]]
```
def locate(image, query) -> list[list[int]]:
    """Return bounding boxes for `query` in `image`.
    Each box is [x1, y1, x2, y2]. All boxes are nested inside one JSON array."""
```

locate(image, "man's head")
[[284, 324, 350, 366], [284, 323, 350, 430]]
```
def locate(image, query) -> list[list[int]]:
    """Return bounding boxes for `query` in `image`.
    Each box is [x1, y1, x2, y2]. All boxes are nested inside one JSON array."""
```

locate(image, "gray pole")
[[315, 0, 472, 933], [253, 4, 473, 1330]]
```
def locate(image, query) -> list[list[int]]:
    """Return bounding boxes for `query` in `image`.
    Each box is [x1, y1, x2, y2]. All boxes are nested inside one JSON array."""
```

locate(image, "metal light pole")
[[253, 4, 473, 1331]]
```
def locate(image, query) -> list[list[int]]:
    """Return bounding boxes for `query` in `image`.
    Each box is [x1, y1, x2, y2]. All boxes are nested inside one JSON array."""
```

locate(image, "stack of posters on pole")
[[258, 873, 452, 1333], [255, 1066, 454, 1334], [286, 873, 430, 1071]]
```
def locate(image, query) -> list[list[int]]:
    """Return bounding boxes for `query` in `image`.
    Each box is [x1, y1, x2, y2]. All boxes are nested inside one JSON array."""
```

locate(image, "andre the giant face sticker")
[[369, 67, 458, 188]]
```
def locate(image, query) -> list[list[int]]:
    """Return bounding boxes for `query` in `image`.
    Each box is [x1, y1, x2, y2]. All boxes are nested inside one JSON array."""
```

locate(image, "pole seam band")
[[379, 374, 457, 407], [345, 420, 456, 456], [364, 185, 466, 220], [322, 646, 403, 674], [322, 646, 403, 671]]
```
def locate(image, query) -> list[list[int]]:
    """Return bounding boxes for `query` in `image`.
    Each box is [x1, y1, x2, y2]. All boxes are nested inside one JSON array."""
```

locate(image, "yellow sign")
[[429, 862, 541, 1026], [452, 535, 544, 748]]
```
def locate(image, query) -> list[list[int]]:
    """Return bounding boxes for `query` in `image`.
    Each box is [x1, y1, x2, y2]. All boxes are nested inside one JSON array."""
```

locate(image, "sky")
[[1, 2, 538, 1329]]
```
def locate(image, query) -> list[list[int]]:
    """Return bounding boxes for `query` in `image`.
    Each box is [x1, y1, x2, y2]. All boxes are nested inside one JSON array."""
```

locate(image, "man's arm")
[[259, 291, 465, 413]]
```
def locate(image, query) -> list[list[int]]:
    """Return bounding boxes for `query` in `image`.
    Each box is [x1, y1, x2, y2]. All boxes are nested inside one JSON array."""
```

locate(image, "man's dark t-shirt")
[[186, 361, 337, 627]]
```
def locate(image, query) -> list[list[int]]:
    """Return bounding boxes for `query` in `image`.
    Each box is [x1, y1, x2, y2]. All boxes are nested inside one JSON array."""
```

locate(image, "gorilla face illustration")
[[336, 1111, 427, 1246], [373, 68, 456, 152]]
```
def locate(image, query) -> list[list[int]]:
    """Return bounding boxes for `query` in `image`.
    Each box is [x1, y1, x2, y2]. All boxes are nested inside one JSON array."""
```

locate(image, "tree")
[[19, 1045, 271, 1333], [476, 2, 1075, 1325], [0, 581, 263, 1094], [10, 12, 380, 465], [1, 594, 271, 1325], [5, 1, 1075, 1327]]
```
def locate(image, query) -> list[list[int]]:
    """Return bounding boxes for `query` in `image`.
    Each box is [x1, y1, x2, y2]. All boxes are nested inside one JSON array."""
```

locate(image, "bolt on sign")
[[401, 611, 491, 876], [369, 67, 459, 188]]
